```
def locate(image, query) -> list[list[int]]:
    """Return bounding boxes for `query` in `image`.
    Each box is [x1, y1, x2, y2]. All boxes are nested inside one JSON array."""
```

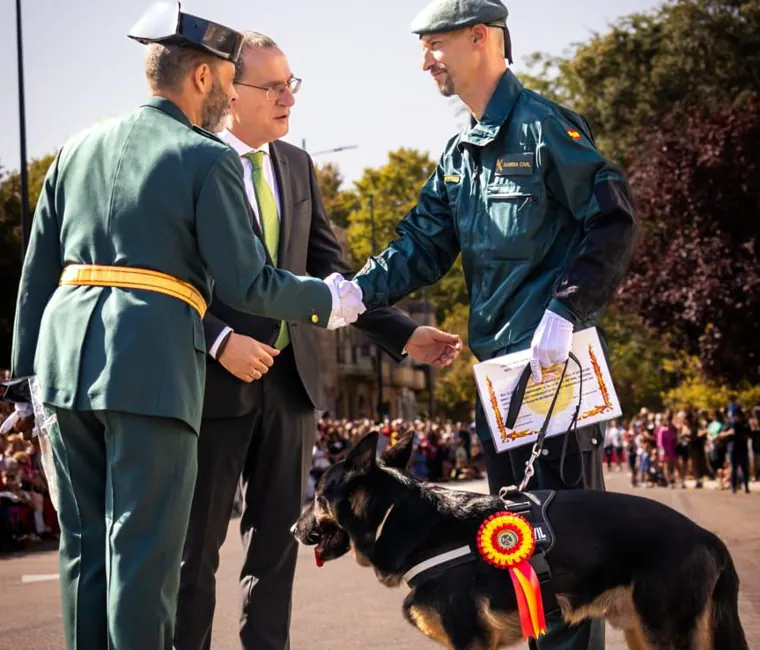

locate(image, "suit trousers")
[[477, 399, 606, 650], [174, 345, 316, 650], [48, 407, 197, 650]]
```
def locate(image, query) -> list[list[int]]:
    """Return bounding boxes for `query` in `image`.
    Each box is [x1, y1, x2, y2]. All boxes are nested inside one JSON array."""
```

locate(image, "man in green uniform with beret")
[[351, 1, 638, 648], [8, 3, 365, 649]]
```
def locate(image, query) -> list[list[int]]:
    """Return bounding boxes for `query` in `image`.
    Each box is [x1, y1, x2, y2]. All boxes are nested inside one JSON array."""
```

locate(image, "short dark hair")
[[233, 31, 279, 83], [145, 43, 219, 92]]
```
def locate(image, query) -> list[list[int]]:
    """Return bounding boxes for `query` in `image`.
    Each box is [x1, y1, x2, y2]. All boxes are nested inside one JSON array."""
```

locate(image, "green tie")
[[244, 150, 289, 349]]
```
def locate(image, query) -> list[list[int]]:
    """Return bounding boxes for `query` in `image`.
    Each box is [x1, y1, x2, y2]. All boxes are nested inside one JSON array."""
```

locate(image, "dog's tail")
[[710, 555, 748, 650]]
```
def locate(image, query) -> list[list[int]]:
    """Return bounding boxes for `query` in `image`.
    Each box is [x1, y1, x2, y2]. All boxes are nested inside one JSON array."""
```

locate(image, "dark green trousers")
[[48, 407, 197, 650]]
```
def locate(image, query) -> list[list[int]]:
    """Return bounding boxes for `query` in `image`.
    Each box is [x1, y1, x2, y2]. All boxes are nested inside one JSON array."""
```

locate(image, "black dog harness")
[[401, 354, 588, 620], [402, 490, 560, 617]]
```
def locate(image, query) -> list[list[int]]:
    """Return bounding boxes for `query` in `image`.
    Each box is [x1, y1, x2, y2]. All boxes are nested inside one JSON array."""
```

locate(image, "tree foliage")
[[314, 162, 359, 229], [519, 0, 760, 401], [0, 154, 57, 366], [342, 149, 471, 325], [346, 148, 436, 262], [618, 101, 760, 384], [521, 0, 760, 164], [598, 308, 677, 417], [663, 355, 760, 411], [433, 303, 477, 419]]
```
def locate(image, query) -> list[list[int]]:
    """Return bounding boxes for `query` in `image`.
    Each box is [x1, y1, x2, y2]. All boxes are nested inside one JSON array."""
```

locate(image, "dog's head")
[[292, 429, 415, 567]]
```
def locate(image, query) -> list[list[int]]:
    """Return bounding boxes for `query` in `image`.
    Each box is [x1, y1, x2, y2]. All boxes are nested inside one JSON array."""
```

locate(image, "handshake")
[[323, 273, 367, 330]]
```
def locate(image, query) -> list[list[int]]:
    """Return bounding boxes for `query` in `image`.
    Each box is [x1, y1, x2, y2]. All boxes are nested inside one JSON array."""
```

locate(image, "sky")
[[0, 0, 664, 186]]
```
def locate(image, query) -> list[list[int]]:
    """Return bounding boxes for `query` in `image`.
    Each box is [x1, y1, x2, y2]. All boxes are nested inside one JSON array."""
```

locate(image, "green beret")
[[411, 0, 512, 62]]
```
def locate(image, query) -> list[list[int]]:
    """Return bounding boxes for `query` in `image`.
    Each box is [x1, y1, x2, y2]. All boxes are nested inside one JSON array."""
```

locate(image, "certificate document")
[[473, 327, 622, 453]]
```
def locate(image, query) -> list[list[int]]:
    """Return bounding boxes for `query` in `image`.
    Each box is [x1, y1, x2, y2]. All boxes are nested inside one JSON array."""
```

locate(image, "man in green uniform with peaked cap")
[[350, 1, 639, 649], [8, 3, 365, 649]]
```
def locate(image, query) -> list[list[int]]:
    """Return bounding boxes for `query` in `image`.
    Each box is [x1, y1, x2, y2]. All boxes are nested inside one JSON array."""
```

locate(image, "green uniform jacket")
[[11, 97, 332, 433], [355, 70, 638, 362]]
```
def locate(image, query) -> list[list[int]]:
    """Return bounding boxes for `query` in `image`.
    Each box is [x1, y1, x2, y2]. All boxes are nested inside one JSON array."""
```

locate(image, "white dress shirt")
[[218, 129, 281, 226], [208, 129, 281, 359]]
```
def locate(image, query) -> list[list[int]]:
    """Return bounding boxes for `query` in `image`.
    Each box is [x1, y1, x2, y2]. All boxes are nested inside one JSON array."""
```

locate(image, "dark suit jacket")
[[202, 139, 418, 418]]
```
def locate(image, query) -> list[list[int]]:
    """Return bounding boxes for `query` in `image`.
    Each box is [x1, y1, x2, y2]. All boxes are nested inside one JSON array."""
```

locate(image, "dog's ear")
[[345, 431, 379, 475], [381, 430, 415, 470]]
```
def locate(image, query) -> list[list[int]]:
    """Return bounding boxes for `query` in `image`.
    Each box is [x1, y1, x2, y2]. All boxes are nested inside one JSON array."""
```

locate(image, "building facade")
[[314, 225, 437, 421], [313, 300, 437, 421]]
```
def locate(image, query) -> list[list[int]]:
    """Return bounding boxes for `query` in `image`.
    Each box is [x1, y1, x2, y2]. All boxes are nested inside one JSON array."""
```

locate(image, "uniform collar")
[[459, 69, 523, 148], [141, 96, 193, 128], [218, 129, 271, 158]]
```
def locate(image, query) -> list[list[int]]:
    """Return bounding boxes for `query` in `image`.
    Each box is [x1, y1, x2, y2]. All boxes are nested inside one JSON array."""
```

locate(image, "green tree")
[[521, 0, 760, 164], [345, 148, 469, 323], [0, 154, 57, 366], [314, 162, 359, 229], [423, 258, 468, 325], [598, 307, 678, 417], [516, 0, 760, 411], [346, 148, 436, 262], [434, 303, 477, 419]]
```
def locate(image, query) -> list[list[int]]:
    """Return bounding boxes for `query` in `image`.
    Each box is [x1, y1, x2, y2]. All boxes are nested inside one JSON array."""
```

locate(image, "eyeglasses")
[[234, 76, 302, 100]]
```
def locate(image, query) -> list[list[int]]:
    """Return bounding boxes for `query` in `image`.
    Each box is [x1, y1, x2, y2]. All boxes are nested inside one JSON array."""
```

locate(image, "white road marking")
[[22, 574, 59, 583]]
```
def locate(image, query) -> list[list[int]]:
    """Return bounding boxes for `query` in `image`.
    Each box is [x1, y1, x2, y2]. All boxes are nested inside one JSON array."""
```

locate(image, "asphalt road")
[[1, 472, 758, 649]]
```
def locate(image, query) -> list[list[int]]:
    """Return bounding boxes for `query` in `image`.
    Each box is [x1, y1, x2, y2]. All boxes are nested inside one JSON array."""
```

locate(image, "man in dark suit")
[[174, 31, 462, 650]]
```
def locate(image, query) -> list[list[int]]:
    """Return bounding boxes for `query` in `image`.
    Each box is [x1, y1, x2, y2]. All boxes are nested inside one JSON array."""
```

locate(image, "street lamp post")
[[16, 0, 30, 258], [300, 138, 365, 420], [368, 194, 384, 422], [301, 139, 358, 157]]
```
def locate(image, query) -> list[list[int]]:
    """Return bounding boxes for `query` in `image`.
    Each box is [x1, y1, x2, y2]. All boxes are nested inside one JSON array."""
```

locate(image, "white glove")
[[529, 310, 574, 383], [0, 403, 33, 436], [15, 402, 33, 417], [324, 273, 366, 330]]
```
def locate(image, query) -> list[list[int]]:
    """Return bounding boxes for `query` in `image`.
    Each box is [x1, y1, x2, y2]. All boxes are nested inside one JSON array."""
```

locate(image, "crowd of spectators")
[[307, 415, 485, 498], [310, 401, 760, 498], [605, 402, 760, 493], [0, 390, 59, 552]]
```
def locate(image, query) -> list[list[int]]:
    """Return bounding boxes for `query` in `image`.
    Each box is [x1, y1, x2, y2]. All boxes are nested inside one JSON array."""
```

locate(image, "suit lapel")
[[270, 142, 292, 266]]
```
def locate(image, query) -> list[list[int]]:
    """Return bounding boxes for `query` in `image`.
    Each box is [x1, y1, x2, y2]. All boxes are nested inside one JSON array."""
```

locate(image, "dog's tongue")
[[314, 548, 324, 568]]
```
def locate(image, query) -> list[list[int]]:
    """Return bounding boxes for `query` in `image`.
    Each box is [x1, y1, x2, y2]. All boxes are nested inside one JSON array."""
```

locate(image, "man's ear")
[[192, 61, 213, 93], [470, 24, 488, 49], [381, 430, 415, 470], [345, 431, 379, 474]]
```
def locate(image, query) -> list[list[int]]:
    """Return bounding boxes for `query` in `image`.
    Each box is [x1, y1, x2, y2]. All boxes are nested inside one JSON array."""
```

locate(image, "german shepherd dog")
[[292, 431, 748, 650]]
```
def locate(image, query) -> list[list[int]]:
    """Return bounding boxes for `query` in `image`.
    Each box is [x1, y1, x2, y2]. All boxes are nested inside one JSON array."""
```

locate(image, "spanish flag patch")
[[567, 130, 581, 140]]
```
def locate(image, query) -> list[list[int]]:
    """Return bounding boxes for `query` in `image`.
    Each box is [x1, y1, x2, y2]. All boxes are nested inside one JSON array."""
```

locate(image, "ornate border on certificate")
[[579, 344, 614, 421], [487, 375, 537, 443], [486, 375, 509, 443]]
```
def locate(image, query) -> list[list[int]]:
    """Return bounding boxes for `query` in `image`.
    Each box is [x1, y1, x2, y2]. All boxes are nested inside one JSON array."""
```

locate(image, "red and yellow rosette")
[[476, 512, 547, 639]]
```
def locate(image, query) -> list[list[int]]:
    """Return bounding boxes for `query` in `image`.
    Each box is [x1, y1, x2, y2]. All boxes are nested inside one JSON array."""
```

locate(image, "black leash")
[[501, 352, 585, 493]]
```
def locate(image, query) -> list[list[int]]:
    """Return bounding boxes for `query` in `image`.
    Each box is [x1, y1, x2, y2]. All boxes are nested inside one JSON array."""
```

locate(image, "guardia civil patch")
[[495, 153, 534, 176], [444, 174, 461, 184], [567, 130, 582, 140]]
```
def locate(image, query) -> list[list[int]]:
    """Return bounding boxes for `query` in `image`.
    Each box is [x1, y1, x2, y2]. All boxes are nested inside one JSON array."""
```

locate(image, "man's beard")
[[200, 78, 231, 132], [432, 69, 455, 97]]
